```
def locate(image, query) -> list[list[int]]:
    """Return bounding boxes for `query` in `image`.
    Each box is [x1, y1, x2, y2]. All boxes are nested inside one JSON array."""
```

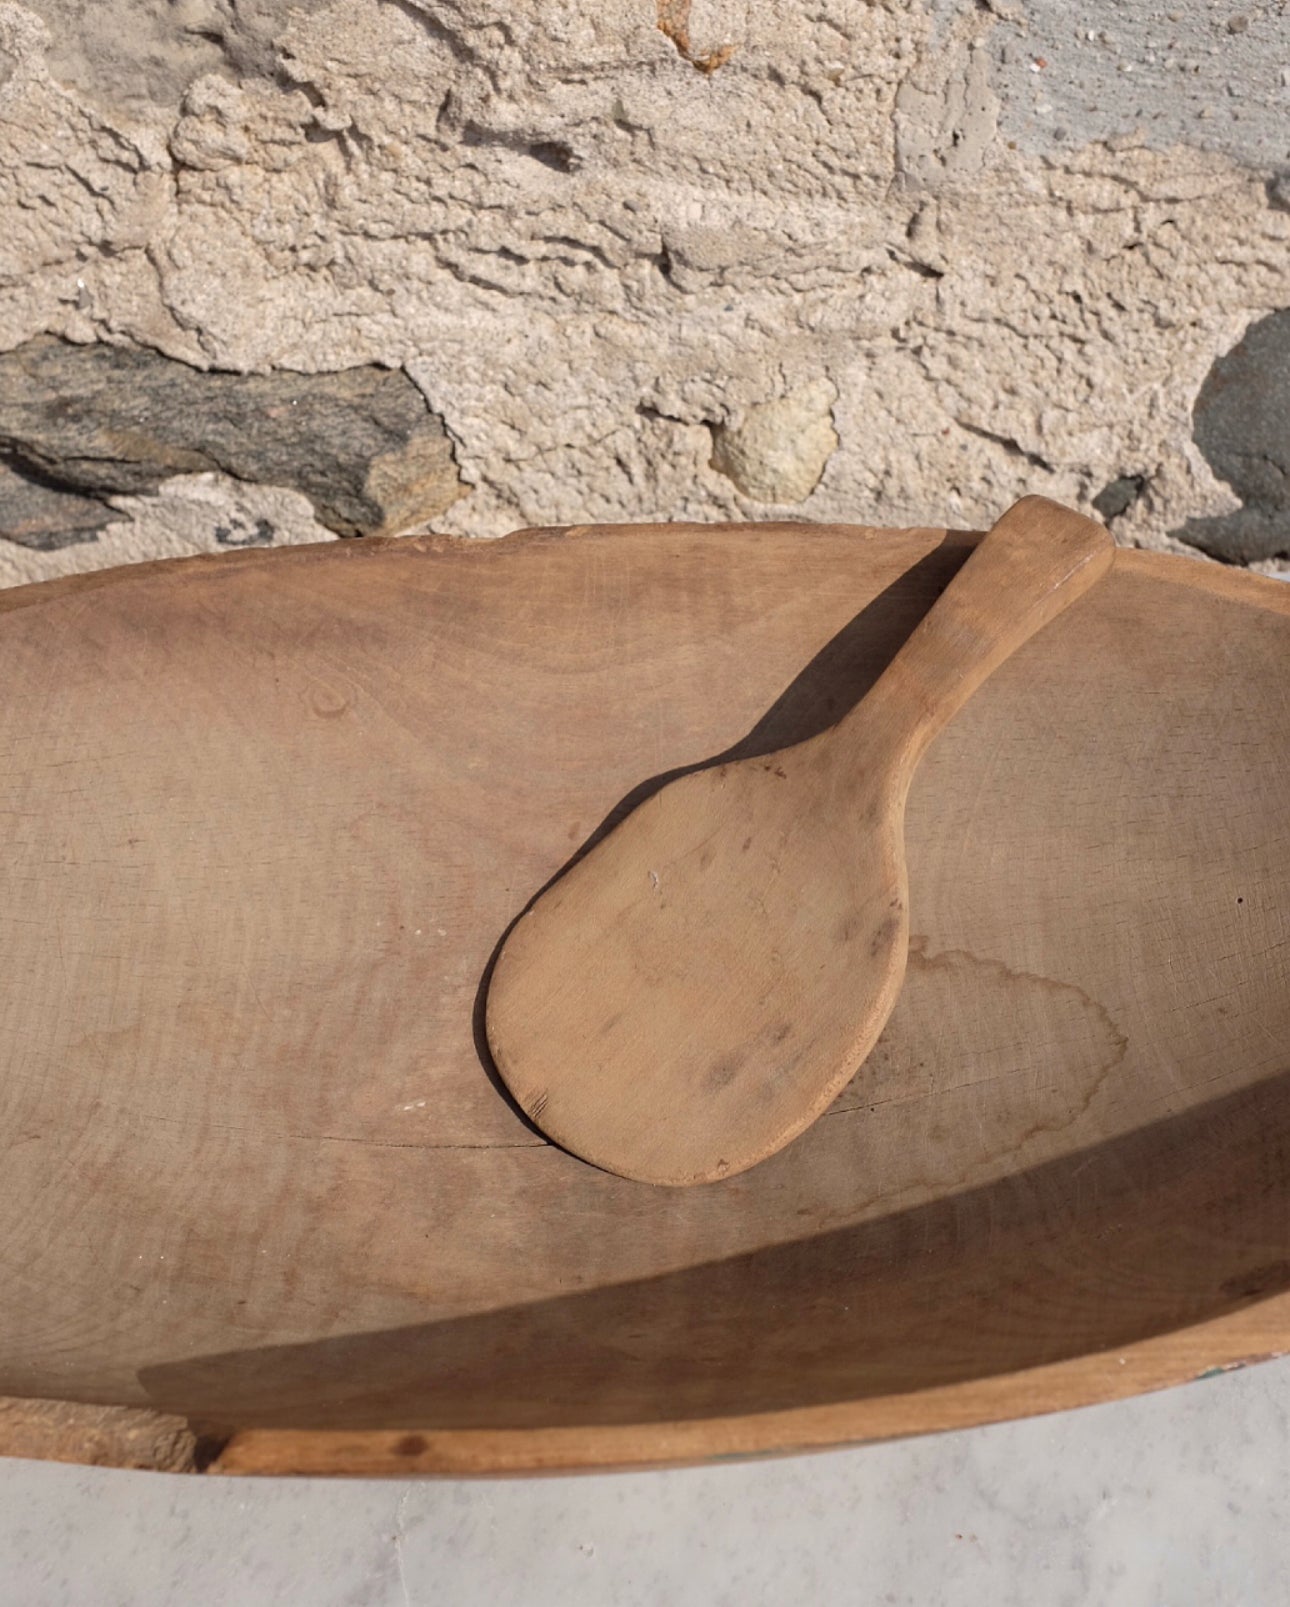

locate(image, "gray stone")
[[1092, 475, 1146, 523], [0, 462, 113, 549], [1179, 507, 1289, 566], [0, 339, 463, 539], [0, 471, 336, 589], [1176, 310, 1290, 563]]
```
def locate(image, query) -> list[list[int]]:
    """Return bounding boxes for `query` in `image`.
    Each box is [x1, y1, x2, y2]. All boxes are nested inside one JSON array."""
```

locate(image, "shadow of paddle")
[[471, 529, 979, 1122]]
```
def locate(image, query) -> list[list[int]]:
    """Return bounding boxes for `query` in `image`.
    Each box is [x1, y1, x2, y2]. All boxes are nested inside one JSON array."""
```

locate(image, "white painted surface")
[[2, 1357, 1288, 1606]]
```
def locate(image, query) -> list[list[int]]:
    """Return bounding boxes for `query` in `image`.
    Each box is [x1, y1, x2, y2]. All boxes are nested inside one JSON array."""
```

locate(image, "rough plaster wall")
[[0, 0, 1287, 581]]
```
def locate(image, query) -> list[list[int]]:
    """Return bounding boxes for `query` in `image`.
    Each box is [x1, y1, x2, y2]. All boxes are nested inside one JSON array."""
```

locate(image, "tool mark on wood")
[[67, 1100, 545, 1153]]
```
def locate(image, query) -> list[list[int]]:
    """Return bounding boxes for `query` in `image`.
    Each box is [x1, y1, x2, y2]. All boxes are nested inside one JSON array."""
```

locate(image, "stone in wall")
[[0, 463, 116, 551], [1175, 310, 1290, 565], [0, 471, 336, 589], [0, 338, 462, 540], [709, 381, 839, 506]]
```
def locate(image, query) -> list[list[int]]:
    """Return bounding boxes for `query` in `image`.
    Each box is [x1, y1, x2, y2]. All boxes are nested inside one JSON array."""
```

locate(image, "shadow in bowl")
[[141, 1059, 1290, 1434]]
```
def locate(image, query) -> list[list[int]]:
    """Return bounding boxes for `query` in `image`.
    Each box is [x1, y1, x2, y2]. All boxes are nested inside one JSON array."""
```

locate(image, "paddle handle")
[[852, 496, 1114, 790]]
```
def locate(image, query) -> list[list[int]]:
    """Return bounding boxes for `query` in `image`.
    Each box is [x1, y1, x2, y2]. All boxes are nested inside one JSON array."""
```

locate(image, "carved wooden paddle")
[[486, 496, 1114, 1185]]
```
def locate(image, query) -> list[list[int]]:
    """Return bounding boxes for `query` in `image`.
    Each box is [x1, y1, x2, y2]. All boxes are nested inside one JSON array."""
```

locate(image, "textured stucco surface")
[[0, 0, 1286, 575]]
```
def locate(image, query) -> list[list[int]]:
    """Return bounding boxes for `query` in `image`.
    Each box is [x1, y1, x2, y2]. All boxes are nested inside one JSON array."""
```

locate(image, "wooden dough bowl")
[[1, 522, 1288, 1478]]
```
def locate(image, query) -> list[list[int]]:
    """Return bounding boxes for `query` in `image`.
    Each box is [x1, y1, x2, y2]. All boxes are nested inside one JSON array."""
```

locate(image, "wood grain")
[[0, 521, 1287, 1475], [486, 497, 1113, 1184]]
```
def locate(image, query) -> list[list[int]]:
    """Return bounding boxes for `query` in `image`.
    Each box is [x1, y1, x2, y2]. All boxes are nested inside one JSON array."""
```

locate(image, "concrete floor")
[[1, 1356, 1287, 1606]]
